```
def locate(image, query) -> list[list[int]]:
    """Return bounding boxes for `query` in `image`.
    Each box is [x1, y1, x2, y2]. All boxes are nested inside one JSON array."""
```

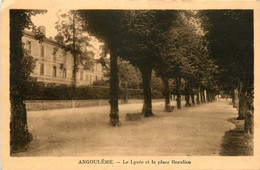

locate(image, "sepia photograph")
[[1, 0, 260, 169]]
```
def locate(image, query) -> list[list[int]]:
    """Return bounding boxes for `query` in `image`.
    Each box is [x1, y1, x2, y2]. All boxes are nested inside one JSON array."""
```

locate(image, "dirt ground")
[[13, 99, 238, 156]]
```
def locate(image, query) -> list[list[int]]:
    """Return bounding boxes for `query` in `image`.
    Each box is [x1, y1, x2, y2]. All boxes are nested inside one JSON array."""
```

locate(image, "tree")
[[155, 11, 200, 109], [199, 10, 254, 132], [10, 10, 45, 152], [79, 10, 124, 126], [152, 10, 220, 111], [118, 10, 177, 116], [117, 59, 142, 89], [55, 10, 93, 93]]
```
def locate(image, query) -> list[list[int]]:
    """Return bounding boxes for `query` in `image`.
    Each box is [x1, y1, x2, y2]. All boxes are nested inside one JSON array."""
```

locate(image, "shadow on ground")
[[220, 117, 253, 156]]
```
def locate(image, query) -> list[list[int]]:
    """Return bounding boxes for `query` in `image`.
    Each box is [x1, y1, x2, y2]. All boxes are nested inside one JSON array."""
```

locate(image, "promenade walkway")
[[14, 99, 237, 156]]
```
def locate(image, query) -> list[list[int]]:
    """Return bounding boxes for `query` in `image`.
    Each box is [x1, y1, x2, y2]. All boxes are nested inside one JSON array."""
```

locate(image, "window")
[[53, 48, 57, 61], [90, 75, 92, 83], [96, 76, 98, 81], [25, 41, 31, 54], [40, 45, 45, 58], [40, 64, 44, 75], [63, 68, 67, 78], [53, 66, 57, 77], [97, 64, 102, 72], [85, 74, 89, 82], [80, 71, 83, 80]]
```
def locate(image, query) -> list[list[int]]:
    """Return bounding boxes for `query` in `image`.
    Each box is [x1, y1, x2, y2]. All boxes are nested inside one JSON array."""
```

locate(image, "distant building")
[[22, 28, 104, 86]]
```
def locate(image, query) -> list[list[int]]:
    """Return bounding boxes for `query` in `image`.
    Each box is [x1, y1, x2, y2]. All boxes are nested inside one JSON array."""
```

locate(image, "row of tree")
[[199, 10, 254, 133], [10, 10, 254, 152], [77, 10, 221, 125]]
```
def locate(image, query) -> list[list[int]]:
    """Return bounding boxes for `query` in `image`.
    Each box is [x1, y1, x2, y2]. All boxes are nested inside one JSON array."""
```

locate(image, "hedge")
[[25, 82, 163, 100]]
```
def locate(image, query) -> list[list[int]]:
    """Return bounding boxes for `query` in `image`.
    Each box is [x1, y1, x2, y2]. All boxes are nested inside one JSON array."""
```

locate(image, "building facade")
[[22, 29, 104, 86]]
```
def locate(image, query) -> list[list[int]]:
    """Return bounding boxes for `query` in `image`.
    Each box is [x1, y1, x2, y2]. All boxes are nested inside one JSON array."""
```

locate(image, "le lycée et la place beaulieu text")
[[78, 159, 191, 165]]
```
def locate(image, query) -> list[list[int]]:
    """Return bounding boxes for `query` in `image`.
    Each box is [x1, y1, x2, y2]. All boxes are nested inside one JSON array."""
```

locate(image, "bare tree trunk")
[[185, 80, 192, 106], [140, 67, 154, 117], [72, 54, 77, 100], [206, 91, 211, 102], [10, 99, 33, 152], [231, 89, 236, 107], [185, 94, 191, 106], [200, 87, 205, 103], [237, 82, 247, 120], [109, 52, 121, 126], [234, 89, 239, 108], [191, 94, 195, 105], [244, 110, 253, 134], [190, 81, 195, 105], [10, 11, 33, 152], [123, 82, 128, 103], [245, 82, 254, 133], [72, 13, 77, 99], [203, 90, 207, 103], [176, 77, 181, 109], [161, 77, 171, 112], [196, 89, 200, 104]]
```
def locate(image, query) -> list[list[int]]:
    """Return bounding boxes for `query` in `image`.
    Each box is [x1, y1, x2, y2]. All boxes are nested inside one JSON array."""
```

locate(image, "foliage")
[[55, 10, 94, 86], [199, 10, 253, 93], [118, 11, 177, 69], [199, 10, 254, 123], [117, 58, 142, 89], [95, 56, 163, 91], [95, 54, 143, 89], [24, 83, 162, 100], [79, 10, 124, 51], [93, 79, 109, 86], [116, 10, 178, 116]]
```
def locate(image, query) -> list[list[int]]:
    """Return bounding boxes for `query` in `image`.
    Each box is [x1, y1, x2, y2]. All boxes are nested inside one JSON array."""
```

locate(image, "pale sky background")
[[31, 9, 60, 38], [31, 9, 103, 58]]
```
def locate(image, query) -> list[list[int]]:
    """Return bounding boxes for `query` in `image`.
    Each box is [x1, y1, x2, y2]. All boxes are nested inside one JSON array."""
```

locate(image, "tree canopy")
[[199, 10, 254, 131]]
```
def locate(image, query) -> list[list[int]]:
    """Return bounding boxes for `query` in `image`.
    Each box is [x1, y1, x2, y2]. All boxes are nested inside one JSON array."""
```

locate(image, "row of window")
[[80, 71, 103, 81], [25, 40, 103, 84], [25, 41, 45, 57], [25, 41, 57, 60], [40, 64, 66, 78], [25, 41, 102, 74], [39, 64, 102, 82], [80, 71, 103, 82]]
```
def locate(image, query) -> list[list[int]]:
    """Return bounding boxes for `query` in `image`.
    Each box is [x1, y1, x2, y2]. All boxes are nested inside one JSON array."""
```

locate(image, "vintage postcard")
[[1, 0, 260, 169]]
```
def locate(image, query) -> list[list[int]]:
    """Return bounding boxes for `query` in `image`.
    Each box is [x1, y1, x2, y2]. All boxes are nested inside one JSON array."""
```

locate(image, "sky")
[[31, 9, 60, 38], [31, 9, 103, 58]]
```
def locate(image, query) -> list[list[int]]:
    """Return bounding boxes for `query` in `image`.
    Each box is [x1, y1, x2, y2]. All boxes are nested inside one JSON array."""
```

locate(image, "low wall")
[[25, 99, 164, 111]]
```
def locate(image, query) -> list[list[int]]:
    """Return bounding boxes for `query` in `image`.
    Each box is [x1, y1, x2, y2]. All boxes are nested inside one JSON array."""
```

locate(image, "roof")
[[23, 29, 62, 47]]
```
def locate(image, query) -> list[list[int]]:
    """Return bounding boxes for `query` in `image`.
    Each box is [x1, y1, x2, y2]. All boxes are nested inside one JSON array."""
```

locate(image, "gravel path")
[[14, 99, 237, 156]]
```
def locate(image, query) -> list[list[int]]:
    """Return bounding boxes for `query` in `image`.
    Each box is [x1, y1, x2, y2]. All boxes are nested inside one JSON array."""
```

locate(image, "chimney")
[[38, 26, 46, 36]]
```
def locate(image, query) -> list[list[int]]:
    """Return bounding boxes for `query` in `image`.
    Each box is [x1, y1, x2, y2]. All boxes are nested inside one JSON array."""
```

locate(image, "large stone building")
[[22, 28, 104, 86]]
